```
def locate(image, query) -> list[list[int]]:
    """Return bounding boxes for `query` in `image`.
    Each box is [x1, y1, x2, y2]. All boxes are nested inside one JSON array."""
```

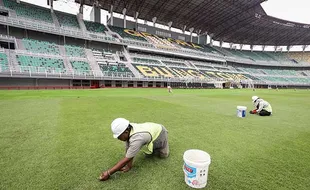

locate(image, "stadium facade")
[[0, 0, 310, 89]]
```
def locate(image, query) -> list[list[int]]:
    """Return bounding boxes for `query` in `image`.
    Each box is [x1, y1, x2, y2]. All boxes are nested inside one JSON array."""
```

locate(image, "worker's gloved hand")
[[249, 110, 257, 114], [99, 171, 110, 181]]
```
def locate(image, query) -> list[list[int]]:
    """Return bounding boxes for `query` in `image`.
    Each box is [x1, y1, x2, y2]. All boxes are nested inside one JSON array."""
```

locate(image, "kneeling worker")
[[250, 96, 272, 116], [99, 118, 169, 181]]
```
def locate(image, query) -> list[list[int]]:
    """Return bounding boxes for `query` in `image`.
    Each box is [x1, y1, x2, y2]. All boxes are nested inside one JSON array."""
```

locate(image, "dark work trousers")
[[259, 110, 271, 116]]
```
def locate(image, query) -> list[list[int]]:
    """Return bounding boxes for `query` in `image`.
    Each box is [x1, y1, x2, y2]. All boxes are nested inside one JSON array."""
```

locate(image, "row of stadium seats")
[[22, 39, 86, 58], [3, 0, 53, 23], [131, 53, 184, 63], [4, 0, 79, 29], [258, 76, 310, 84], [0, 53, 9, 71], [239, 66, 300, 76], [6, 52, 310, 84], [132, 57, 161, 65], [213, 66, 232, 72], [16, 54, 91, 74], [211, 47, 302, 64], [144, 36, 175, 48], [22, 39, 60, 55], [92, 49, 115, 63], [55, 11, 79, 28], [84, 20, 107, 33], [99, 63, 134, 77], [287, 52, 310, 63], [132, 63, 247, 80], [65, 45, 86, 58], [70, 61, 91, 74], [109, 26, 147, 42], [194, 64, 216, 71], [16, 55, 65, 73], [162, 61, 188, 68]]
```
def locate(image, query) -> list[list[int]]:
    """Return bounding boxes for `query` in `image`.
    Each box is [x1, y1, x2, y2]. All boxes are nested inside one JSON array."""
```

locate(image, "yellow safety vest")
[[129, 123, 162, 154]]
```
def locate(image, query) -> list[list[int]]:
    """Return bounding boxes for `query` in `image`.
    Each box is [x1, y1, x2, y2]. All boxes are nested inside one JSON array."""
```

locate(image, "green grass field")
[[0, 89, 310, 190]]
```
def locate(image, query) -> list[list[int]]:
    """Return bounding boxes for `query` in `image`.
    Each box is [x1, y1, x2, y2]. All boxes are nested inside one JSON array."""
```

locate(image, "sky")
[[261, 0, 310, 24], [20, 0, 310, 51]]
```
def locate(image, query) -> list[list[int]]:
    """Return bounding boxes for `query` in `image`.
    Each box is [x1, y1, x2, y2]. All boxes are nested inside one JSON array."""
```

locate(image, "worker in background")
[[249, 96, 272, 116], [99, 118, 169, 181], [167, 85, 172, 93]]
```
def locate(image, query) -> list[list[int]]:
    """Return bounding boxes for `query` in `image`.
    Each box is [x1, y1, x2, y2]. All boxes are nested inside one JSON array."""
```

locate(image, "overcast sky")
[[21, 0, 310, 51], [261, 0, 310, 24]]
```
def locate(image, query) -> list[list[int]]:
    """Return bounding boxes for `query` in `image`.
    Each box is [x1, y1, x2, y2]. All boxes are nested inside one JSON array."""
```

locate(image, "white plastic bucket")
[[183, 149, 211, 188], [237, 106, 247, 118]]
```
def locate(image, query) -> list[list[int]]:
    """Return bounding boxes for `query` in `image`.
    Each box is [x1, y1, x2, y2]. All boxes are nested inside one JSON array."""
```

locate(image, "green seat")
[[109, 26, 147, 42], [162, 61, 187, 67], [0, 53, 9, 71], [22, 39, 60, 55], [17, 55, 65, 73], [99, 63, 133, 77], [133, 57, 161, 65], [70, 61, 91, 74], [55, 11, 80, 28], [84, 21, 107, 33], [65, 45, 86, 58], [3, 0, 53, 23]]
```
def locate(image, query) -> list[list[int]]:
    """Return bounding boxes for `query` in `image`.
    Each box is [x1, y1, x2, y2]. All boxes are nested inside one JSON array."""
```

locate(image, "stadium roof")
[[75, 0, 310, 46]]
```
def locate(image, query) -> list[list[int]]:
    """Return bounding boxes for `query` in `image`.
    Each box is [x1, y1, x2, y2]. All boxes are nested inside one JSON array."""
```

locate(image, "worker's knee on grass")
[[159, 152, 169, 158], [159, 145, 169, 158]]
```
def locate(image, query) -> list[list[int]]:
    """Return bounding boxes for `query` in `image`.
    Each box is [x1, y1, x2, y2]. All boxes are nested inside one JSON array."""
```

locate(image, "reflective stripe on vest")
[[130, 122, 163, 154]]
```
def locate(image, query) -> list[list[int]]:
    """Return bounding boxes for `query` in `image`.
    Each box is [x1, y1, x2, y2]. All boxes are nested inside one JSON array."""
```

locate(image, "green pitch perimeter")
[[0, 89, 309, 190]]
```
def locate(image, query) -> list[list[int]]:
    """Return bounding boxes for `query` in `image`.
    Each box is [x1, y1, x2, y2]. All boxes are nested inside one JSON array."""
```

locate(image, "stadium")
[[0, 0, 309, 189]]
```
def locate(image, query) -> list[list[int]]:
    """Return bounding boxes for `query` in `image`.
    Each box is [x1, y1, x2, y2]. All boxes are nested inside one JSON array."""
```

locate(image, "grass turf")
[[0, 88, 309, 190]]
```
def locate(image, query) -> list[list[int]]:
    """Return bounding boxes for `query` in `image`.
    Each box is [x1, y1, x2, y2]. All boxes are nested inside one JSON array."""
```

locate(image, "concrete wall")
[[90, 6, 101, 23], [37, 79, 70, 86], [7, 26, 24, 39], [0, 25, 8, 35], [0, 78, 36, 86], [0, 78, 70, 86], [27, 30, 62, 44]]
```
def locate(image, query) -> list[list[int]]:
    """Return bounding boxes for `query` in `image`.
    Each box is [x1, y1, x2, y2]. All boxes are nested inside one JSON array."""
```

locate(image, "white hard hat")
[[111, 118, 130, 138], [252, 96, 259, 102]]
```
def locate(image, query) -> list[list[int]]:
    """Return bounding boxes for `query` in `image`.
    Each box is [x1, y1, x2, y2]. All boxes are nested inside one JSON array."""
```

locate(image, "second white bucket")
[[237, 106, 247, 118], [183, 149, 211, 188]]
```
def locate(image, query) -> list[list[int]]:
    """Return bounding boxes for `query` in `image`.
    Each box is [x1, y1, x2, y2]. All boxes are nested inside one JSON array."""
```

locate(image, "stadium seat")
[[264, 52, 293, 63], [99, 63, 134, 77], [109, 26, 147, 42], [84, 21, 107, 33], [144, 36, 175, 48], [55, 11, 80, 28], [22, 39, 60, 55], [203, 45, 222, 54], [17, 55, 65, 73], [133, 57, 161, 65], [65, 45, 86, 58], [287, 52, 310, 64], [162, 61, 188, 67], [0, 53, 9, 71], [70, 61, 91, 74], [3, 0, 53, 23]]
